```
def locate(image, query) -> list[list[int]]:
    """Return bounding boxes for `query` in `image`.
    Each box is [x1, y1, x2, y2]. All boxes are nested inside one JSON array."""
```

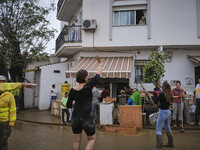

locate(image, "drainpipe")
[[131, 53, 137, 89], [109, 0, 115, 41], [32, 68, 37, 108], [147, 0, 151, 39], [196, 0, 200, 38], [110, 82, 112, 98]]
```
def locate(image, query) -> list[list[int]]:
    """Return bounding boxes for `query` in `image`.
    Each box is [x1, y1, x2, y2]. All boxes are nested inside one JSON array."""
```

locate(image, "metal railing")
[[57, 0, 64, 15], [56, 25, 82, 52]]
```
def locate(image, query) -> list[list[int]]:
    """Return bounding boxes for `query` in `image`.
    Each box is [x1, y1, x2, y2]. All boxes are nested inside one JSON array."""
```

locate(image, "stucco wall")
[[24, 71, 35, 108], [82, 0, 200, 47], [72, 50, 200, 93], [38, 63, 72, 110]]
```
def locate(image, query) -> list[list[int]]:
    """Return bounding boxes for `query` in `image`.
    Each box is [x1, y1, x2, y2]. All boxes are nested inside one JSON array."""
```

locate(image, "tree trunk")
[[9, 42, 25, 109], [0, 62, 8, 77], [9, 40, 24, 82], [156, 80, 160, 89]]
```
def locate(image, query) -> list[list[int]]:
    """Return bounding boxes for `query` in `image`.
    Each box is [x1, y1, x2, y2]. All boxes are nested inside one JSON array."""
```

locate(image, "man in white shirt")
[[50, 84, 57, 109], [194, 78, 200, 126]]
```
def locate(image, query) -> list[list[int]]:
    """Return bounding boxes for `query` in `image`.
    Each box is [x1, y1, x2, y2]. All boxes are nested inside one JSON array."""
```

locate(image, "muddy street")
[[8, 121, 200, 150]]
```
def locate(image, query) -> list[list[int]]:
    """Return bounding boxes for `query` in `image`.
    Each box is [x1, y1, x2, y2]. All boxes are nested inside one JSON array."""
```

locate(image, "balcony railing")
[[56, 25, 82, 52], [57, 0, 64, 15]]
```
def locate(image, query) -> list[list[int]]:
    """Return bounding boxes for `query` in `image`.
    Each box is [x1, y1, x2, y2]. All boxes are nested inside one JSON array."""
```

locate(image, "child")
[[61, 92, 70, 125]]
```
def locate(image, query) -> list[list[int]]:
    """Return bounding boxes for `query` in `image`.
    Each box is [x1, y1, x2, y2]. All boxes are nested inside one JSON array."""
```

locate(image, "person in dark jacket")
[[154, 81, 174, 148], [67, 56, 102, 150]]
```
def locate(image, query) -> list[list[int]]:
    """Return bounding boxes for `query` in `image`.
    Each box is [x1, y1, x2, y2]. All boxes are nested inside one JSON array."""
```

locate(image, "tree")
[[0, 0, 55, 81], [143, 51, 167, 87]]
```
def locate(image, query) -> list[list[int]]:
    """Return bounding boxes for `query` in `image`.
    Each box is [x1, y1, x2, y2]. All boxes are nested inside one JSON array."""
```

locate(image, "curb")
[[143, 126, 200, 130], [17, 119, 200, 130], [17, 119, 70, 126]]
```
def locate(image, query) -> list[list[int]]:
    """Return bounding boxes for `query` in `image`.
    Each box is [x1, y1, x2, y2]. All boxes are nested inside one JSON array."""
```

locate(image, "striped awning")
[[66, 57, 132, 78]]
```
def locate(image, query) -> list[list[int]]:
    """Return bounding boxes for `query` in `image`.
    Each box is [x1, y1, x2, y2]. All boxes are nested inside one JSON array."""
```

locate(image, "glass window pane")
[[135, 66, 144, 82], [120, 11, 129, 25], [130, 10, 135, 25], [113, 12, 120, 25]]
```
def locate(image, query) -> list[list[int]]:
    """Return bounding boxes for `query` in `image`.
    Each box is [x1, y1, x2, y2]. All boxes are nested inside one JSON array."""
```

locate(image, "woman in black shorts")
[[67, 57, 102, 150]]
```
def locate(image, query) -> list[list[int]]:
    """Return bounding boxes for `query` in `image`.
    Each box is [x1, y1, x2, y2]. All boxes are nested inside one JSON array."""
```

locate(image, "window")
[[113, 10, 146, 26], [135, 60, 151, 82], [135, 65, 144, 82], [54, 70, 60, 73]]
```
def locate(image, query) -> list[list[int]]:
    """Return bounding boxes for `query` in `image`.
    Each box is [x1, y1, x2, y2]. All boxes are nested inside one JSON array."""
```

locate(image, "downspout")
[[33, 69, 36, 108], [147, 0, 151, 39], [109, 0, 115, 41], [197, 0, 200, 38], [131, 53, 137, 89]]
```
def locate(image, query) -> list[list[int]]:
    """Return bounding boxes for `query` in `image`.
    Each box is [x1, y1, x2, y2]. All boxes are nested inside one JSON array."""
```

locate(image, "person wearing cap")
[[0, 75, 38, 150], [0, 75, 17, 150], [0, 75, 37, 93], [61, 92, 70, 125]]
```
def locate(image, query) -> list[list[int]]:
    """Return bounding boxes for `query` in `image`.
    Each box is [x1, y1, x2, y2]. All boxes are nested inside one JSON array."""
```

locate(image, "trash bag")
[[149, 112, 158, 125], [189, 104, 196, 113]]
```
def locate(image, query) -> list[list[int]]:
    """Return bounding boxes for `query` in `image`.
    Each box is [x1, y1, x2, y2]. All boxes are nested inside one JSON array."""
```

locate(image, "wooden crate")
[[119, 105, 142, 130]]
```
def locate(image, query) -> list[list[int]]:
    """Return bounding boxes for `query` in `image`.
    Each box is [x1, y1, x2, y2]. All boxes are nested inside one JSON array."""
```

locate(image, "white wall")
[[26, 60, 49, 70], [38, 62, 72, 110], [131, 50, 200, 93], [34, 70, 40, 108], [72, 50, 200, 93], [82, 0, 200, 48], [24, 71, 35, 108]]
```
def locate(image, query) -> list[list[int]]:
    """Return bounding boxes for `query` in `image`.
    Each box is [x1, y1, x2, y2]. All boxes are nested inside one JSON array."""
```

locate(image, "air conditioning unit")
[[82, 19, 97, 31]]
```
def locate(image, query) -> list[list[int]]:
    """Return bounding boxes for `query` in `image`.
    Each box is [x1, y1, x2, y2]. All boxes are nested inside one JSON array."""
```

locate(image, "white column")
[[110, 82, 112, 97], [130, 54, 136, 89]]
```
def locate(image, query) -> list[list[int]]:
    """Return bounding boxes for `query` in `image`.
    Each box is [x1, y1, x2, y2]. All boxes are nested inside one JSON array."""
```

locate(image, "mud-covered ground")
[[9, 121, 200, 150]]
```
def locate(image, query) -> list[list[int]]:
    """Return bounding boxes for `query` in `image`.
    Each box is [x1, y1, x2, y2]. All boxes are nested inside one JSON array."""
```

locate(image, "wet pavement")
[[17, 109, 200, 130], [9, 121, 200, 150], [17, 109, 62, 124]]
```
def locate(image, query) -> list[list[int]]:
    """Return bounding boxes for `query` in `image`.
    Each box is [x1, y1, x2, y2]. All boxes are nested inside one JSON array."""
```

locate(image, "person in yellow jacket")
[[0, 75, 37, 150], [0, 89, 16, 150], [0, 82, 36, 93]]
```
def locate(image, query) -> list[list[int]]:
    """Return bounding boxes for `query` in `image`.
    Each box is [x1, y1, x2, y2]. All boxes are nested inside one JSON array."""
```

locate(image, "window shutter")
[[134, 60, 151, 66]]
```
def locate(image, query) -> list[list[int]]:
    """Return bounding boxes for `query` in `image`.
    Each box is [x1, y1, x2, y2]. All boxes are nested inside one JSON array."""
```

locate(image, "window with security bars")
[[135, 60, 151, 83]]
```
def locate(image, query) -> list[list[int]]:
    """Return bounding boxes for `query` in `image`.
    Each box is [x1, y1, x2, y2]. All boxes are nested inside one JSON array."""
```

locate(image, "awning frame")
[[66, 57, 133, 79], [187, 55, 200, 64]]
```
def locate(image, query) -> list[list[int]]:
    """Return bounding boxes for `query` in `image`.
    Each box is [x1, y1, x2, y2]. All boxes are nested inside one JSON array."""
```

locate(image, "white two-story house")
[[55, 0, 200, 97]]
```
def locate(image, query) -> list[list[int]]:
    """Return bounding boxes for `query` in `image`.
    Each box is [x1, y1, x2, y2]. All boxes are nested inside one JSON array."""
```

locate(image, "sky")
[[39, 0, 60, 55]]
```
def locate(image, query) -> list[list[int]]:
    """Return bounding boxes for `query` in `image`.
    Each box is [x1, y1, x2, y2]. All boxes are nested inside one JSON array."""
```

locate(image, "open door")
[[195, 66, 200, 85]]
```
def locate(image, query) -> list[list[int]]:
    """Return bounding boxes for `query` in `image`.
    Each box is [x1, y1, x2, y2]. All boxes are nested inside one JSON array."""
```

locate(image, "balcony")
[[57, 0, 64, 15], [57, 0, 82, 21], [55, 25, 82, 57]]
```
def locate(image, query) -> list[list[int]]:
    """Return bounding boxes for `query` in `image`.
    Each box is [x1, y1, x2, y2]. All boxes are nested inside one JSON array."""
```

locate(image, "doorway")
[[195, 66, 200, 85]]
